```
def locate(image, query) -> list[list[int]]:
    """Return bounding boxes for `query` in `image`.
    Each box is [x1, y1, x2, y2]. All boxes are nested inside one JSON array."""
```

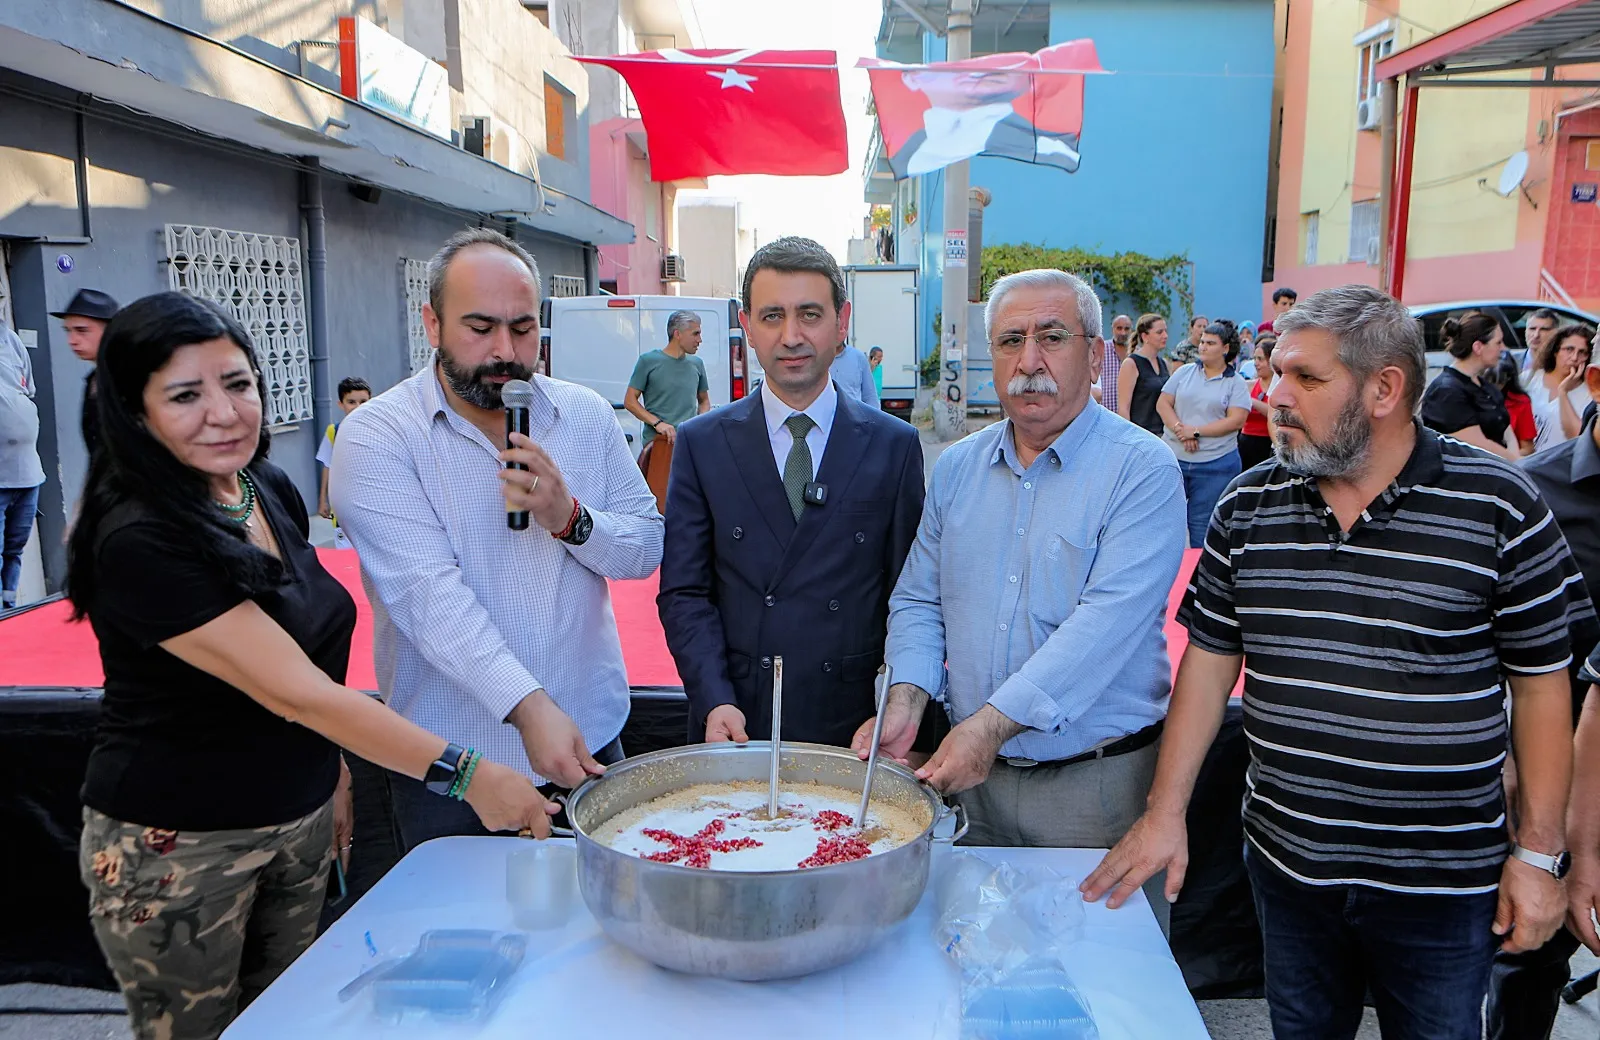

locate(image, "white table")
[[223, 838, 1207, 1039]]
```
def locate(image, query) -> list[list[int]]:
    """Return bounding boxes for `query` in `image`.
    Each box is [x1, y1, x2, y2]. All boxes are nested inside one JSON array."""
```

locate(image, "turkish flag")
[[574, 49, 849, 181], [861, 40, 1103, 180]]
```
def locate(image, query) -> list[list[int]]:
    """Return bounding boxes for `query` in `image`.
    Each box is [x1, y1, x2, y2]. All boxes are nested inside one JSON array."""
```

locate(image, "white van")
[[540, 294, 751, 453]]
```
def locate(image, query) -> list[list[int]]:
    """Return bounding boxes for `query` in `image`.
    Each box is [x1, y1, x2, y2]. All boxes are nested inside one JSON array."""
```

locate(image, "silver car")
[[1410, 299, 1595, 382]]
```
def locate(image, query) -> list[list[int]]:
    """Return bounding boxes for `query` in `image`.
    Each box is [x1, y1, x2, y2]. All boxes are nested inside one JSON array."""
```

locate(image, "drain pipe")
[[299, 157, 334, 442]]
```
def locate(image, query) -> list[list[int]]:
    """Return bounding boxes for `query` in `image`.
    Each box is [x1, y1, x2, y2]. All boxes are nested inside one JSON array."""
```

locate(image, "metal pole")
[[1377, 79, 1399, 292], [1387, 83, 1420, 300], [934, 0, 972, 442], [299, 158, 334, 440]]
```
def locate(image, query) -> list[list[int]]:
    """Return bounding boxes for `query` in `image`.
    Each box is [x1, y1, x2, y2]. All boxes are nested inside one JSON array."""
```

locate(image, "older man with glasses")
[[858, 268, 1187, 933]]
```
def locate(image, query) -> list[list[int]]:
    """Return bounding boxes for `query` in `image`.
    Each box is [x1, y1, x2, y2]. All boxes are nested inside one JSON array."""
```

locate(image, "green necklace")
[[215, 470, 257, 529]]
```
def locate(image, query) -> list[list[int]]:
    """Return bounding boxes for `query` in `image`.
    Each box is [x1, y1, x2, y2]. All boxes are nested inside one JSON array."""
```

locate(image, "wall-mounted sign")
[[55, 254, 73, 274], [945, 228, 968, 269], [1573, 182, 1598, 203], [338, 17, 451, 140]]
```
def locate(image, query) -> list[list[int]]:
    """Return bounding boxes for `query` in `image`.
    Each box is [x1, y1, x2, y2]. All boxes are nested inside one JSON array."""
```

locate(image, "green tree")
[[978, 243, 1192, 319]]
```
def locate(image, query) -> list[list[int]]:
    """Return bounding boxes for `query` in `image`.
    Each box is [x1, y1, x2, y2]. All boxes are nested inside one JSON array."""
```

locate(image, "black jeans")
[[1486, 927, 1583, 1040], [388, 737, 625, 854], [1245, 845, 1500, 1040]]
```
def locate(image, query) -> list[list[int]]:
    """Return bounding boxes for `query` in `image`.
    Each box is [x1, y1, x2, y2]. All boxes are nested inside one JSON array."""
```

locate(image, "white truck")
[[842, 264, 919, 419], [539, 294, 750, 454]]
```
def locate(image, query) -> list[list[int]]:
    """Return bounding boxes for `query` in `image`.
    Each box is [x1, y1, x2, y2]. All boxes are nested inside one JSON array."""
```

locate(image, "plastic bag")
[[934, 852, 1099, 1040], [338, 929, 527, 1024]]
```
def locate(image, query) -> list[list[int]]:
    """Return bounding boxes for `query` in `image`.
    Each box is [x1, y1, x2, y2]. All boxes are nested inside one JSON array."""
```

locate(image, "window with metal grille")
[[163, 224, 311, 426], [1348, 200, 1380, 265], [550, 274, 586, 298], [403, 258, 432, 373]]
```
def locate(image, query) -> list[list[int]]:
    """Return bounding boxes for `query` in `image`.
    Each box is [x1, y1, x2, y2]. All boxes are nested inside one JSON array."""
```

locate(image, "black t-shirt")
[[82, 462, 356, 830], [1420, 365, 1509, 446], [81, 372, 99, 457]]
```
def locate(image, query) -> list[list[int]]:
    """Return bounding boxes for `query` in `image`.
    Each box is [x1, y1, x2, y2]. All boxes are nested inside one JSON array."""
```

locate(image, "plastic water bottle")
[[960, 967, 1099, 1040]]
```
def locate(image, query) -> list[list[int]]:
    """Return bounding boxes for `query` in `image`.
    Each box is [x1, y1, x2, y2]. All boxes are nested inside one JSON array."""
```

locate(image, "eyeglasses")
[[990, 330, 1089, 356]]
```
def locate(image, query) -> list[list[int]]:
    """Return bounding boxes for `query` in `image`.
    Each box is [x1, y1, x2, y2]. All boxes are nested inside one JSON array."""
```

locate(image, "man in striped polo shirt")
[[1084, 285, 1595, 1040]]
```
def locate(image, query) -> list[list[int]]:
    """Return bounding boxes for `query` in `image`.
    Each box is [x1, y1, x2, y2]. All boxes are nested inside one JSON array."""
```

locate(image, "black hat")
[[50, 289, 120, 322]]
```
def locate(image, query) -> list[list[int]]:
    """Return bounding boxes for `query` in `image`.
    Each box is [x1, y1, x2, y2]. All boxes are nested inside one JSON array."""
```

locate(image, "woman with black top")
[[1419, 313, 1517, 460], [1117, 312, 1171, 436], [68, 293, 557, 1040]]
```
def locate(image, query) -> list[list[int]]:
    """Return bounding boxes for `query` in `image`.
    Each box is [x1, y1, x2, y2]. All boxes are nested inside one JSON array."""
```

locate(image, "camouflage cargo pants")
[[79, 801, 334, 1040]]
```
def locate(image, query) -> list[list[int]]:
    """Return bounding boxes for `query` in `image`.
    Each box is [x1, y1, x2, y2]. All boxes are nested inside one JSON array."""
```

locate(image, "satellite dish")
[[1497, 151, 1530, 197]]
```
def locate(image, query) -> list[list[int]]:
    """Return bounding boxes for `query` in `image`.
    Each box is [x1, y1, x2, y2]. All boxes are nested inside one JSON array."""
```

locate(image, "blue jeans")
[[1245, 845, 1500, 1040], [0, 484, 40, 603], [388, 737, 625, 854], [1178, 450, 1240, 548]]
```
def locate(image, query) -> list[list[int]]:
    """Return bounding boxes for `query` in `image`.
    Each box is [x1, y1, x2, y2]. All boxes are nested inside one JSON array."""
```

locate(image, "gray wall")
[[0, 80, 591, 590]]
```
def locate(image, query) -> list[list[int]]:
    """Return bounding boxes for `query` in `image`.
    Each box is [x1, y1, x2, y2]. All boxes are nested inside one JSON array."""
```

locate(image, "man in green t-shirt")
[[625, 311, 711, 506]]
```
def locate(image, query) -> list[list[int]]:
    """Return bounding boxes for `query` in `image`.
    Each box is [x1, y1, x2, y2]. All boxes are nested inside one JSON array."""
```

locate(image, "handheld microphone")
[[501, 379, 535, 531]]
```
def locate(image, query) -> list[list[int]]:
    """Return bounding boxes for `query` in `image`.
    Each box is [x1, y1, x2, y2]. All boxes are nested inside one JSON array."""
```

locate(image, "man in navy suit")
[[658, 236, 926, 748]]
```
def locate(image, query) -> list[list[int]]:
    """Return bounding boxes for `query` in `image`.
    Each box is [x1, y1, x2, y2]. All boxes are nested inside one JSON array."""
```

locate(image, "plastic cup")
[[505, 843, 576, 931]]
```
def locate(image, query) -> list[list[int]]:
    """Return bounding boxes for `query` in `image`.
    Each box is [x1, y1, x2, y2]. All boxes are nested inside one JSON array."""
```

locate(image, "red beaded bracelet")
[[552, 496, 581, 539]]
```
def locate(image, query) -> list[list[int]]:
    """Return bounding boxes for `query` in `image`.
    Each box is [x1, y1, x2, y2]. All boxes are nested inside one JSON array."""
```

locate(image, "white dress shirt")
[[329, 366, 663, 783], [760, 380, 838, 480], [906, 102, 1015, 176]]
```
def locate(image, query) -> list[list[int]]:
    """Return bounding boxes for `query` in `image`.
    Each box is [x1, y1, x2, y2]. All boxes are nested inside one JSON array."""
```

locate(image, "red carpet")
[[0, 548, 1211, 693]]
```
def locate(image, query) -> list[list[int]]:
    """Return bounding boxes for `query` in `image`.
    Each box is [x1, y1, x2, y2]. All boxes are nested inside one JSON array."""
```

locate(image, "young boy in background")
[[317, 377, 371, 548]]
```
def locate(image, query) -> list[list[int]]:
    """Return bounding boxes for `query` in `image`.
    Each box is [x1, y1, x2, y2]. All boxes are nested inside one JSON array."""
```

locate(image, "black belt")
[[1000, 720, 1164, 770]]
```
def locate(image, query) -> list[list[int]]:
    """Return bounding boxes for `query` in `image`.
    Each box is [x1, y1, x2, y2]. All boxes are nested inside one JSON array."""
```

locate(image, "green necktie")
[[782, 413, 816, 520]]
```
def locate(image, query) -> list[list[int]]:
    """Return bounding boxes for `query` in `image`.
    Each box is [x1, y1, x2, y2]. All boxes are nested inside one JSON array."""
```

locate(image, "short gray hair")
[[427, 227, 541, 316], [742, 236, 847, 314], [666, 310, 701, 339], [984, 269, 1103, 344], [1273, 284, 1426, 412]]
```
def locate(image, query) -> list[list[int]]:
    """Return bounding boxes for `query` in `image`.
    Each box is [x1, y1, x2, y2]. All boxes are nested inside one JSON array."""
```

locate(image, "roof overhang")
[[877, 0, 1050, 47], [1377, 0, 1600, 88], [0, 1, 635, 245]]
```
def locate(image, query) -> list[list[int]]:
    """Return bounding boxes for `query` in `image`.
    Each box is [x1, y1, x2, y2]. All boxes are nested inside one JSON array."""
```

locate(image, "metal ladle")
[[855, 665, 893, 829], [768, 656, 784, 820]]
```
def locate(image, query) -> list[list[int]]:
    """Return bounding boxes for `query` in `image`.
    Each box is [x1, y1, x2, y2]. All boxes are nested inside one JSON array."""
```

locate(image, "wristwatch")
[[1511, 843, 1572, 880], [559, 504, 594, 546], [423, 743, 469, 797]]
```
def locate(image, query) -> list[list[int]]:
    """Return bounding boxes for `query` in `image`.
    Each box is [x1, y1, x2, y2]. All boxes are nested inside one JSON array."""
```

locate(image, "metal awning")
[[0, 1, 635, 246], [1377, 0, 1600, 86]]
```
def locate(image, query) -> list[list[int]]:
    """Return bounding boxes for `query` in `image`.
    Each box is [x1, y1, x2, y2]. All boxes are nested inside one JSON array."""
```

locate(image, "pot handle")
[[931, 801, 968, 844], [519, 792, 576, 840]]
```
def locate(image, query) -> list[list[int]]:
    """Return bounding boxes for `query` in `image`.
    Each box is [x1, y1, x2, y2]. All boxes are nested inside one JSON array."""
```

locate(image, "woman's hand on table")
[[465, 759, 561, 838]]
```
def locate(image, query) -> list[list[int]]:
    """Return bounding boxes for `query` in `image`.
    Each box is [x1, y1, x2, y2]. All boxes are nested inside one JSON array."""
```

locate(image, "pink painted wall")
[[1267, 241, 1544, 315], [590, 117, 665, 295]]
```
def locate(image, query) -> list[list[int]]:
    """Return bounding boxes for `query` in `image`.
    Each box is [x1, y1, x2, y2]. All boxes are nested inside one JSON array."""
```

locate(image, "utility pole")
[[933, 0, 972, 441]]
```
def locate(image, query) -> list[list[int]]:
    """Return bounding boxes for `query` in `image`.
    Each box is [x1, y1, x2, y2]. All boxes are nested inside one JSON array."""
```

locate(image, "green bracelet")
[[447, 748, 476, 800], [451, 750, 482, 801]]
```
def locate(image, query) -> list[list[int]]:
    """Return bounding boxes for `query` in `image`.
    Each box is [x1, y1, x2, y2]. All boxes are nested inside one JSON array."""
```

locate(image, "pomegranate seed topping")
[[812, 810, 854, 832], [641, 818, 762, 869], [798, 834, 872, 869]]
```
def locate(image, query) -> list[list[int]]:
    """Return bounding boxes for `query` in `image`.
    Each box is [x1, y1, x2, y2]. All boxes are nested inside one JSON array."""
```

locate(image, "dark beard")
[[1273, 392, 1373, 479], [438, 349, 533, 410]]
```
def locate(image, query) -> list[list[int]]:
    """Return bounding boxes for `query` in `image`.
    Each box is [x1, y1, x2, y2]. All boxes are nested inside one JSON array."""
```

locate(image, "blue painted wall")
[[895, 0, 1275, 360]]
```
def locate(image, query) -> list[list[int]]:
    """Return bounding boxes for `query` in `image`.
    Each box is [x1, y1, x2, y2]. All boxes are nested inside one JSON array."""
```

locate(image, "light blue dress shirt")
[[886, 401, 1187, 760], [830, 346, 879, 406], [329, 366, 663, 783]]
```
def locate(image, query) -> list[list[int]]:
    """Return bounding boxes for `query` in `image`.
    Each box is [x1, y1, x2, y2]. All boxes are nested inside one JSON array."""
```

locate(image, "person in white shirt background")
[[0, 320, 43, 609], [1523, 322, 1592, 451]]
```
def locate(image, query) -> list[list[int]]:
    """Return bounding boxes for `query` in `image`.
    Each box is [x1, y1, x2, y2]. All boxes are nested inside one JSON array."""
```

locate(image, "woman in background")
[[1116, 312, 1170, 437], [69, 292, 556, 1040], [1525, 322, 1592, 450], [1157, 318, 1251, 546], [1485, 352, 1538, 456], [1238, 334, 1276, 469], [1420, 313, 1516, 461]]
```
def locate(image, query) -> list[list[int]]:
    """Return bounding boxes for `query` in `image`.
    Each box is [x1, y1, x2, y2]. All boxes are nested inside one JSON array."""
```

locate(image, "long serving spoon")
[[768, 656, 784, 820], [855, 664, 893, 830]]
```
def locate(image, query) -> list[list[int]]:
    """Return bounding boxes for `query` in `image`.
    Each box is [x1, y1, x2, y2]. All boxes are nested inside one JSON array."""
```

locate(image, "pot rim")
[[564, 740, 948, 878]]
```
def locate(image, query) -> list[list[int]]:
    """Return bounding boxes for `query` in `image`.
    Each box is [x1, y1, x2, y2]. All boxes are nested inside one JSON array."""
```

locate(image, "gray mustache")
[[1007, 372, 1060, 396]]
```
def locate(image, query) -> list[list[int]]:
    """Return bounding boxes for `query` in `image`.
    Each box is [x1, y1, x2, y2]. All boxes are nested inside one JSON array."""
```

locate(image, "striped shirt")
[[1180, 425, 1594, 894], [329, 366, 663, 784]]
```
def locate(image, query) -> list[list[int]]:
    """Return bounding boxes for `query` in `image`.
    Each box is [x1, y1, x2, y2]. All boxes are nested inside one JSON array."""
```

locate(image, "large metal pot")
[[562, 741, 966, 980]]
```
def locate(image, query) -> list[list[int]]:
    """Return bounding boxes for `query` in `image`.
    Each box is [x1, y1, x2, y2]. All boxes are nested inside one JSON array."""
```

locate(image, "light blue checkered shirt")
[[329, 366, 663, 782], [886, 401, 1187, 760]]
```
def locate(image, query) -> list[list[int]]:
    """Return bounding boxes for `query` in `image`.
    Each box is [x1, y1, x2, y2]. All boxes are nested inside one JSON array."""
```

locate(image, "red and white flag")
[[860, 41, 1103, 180], [574, 49, 849, 181]]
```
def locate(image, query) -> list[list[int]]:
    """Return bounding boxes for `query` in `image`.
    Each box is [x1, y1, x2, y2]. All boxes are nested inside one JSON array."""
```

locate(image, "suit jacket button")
[[760, 656, 772, 669], [828, 599, 840, 611], [822, 662, 833, 673], [732, 527, 743, 539], [854, 532, 865, 543], [764, 595, 775, 607]]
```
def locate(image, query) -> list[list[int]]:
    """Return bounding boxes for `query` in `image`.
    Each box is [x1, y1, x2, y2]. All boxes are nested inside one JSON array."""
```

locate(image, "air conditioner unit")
[[460, 116, 493, 157], [661, 254, 687, 282], [1355, 96, 1381, 132]]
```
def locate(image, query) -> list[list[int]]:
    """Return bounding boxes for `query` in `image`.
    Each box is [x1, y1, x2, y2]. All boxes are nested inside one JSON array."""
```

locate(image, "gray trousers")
[[953, 738, 1170, 937]]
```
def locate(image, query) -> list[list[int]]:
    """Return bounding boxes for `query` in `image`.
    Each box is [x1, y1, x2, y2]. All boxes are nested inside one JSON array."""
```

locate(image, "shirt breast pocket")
[[1026, 531, 1098, 643]]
